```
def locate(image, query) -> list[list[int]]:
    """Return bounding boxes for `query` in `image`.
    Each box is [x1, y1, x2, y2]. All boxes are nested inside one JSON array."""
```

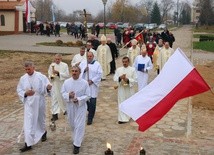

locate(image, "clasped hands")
[[69, 91, 78, 103], [119, 74, 129, 82]]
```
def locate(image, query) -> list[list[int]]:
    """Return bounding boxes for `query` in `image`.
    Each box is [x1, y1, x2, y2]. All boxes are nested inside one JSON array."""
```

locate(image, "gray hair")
[[55, 53, 62, 58], [24, 61, 34, 67], [71, 66, 81, 73]]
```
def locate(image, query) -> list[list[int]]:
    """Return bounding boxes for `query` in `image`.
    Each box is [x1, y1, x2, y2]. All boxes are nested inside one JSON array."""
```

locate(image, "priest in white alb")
[[61, 66, 90, 154], [114, 56, 137, 124], [71, 46, 86, 67], [133, 49, 153, 91], [157, 42, 174, 71], [127, 39, 141, 66], [48, 54, 70, 121], [17, 61, 52, 152], [96, 35, 112, 80], [79, 52, 102, 125], [153, 39, 164, 74]]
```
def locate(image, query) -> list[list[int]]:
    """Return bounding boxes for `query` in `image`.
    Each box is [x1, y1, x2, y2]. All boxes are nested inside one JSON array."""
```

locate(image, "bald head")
[[54, 54, 62, 64], [141, 48, 147, 57]]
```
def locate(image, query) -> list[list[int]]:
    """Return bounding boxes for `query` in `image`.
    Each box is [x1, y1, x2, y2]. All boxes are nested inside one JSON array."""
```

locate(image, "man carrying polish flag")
[[119, 48, 211, 132]]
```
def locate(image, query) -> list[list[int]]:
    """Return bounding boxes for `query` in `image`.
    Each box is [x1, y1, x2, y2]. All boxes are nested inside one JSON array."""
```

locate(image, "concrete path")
[[0, 26, 214, 155]]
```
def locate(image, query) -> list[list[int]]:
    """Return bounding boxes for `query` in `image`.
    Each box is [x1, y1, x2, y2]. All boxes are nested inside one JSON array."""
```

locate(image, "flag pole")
[[186, 26, 194, 138]]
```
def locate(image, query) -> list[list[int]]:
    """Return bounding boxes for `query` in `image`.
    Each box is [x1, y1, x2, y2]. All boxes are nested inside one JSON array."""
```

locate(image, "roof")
[[0, 1, 25, 10]]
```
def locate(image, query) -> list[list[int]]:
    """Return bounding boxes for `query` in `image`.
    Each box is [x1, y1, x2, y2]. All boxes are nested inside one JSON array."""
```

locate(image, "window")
[[1, 15, 5, 26]]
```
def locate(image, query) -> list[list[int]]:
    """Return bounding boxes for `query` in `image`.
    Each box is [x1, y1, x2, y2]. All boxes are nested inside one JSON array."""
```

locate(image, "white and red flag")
[[119, 48, 210, 132], [25, 0, 30, 23]]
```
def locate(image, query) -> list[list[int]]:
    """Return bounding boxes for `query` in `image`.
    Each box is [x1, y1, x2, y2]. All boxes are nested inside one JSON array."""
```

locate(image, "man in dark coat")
[[55, 22, 61, 37], [107, 38, 118, 74], [88, 35, 100, 50]]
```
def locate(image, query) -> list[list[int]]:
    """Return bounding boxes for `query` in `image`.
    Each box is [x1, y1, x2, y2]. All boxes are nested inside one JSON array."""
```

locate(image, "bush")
[[75, 40, 84, 46], [56, 40, 63, 46], [66, 41, 74, 47], [199, 35, 214, 42]]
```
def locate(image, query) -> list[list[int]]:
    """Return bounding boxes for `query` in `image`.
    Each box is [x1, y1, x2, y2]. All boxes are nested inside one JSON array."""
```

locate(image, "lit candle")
[[140, 147, 146, 155], [104, 143, 114, 155]]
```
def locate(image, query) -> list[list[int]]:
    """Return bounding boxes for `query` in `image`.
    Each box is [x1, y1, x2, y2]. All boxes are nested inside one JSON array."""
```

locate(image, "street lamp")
[[102, 0, 107, 36]]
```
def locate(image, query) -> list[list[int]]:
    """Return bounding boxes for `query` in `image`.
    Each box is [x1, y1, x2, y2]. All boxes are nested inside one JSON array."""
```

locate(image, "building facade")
[[0, 0, 36, 35]]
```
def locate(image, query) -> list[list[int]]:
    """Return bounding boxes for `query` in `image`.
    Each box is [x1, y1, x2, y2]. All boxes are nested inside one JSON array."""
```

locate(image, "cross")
[[80, 9, 91, 30]]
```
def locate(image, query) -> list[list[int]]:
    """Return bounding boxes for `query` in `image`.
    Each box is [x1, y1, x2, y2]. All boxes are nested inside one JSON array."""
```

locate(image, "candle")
[[140, 147, 146, 155], [104, 143, 114, 155]]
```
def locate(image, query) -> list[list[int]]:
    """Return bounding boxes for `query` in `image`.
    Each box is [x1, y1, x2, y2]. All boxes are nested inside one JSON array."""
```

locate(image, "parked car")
[[148, 23, 157, 30], [133, 23, 144, 31], [106, 22, 116, 29], [74, 21, 83, 28], [158, 24, 166, 29], [115, 22, 123, 29], [97, 22, 104, 29], [144, 24, 149, 29], [59, 22, 67, 28], [87, 22, 94, 29], [122, 22, 130, 29]]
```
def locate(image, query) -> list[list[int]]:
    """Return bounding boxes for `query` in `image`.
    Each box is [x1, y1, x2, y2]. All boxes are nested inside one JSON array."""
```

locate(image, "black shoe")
[[118, 121, 127, 124], [63, 111, 67, 115], [41, 131, 47, 142], [73, 145, 80, 154], [87, 121, 92, 125], [51, 114, 58, 121], [20, 143, 32, 152]]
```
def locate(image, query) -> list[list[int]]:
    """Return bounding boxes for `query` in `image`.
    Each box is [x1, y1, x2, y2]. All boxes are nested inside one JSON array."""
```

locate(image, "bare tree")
[[137, 0, 154, 23], [160, 0, 174, 23]]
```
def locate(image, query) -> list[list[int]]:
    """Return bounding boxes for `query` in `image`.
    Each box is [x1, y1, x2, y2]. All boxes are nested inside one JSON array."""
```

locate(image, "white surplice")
[[79, 60, 102, 98], [71, 53, 86, 67], [61, 77, 90, 147], [48, 62, 69, 114], [17, 71, 51, 146], [127, 46, 141, 66], [113, 66, 137, 122], [96, 44, 112, 79], [133, 55, 153, 91], [157, 47, 174, 71]]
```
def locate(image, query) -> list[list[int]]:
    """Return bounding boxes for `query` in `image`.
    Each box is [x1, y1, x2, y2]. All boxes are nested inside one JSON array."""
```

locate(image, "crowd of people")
[[34, 21, 61, 37], [17, 28, 175, 154], [114, 27, 175, 48]]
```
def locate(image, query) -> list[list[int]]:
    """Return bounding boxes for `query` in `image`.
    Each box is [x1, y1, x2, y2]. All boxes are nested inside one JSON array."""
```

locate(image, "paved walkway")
[[0, 26, 214, 155]]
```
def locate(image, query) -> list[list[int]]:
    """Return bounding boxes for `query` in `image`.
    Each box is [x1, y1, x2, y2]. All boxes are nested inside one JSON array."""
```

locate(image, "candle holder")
[[105, 143, 114, 155], [105, 148, 114, 155], [140, 147, 146, 155], [51, 65, 56, 79]]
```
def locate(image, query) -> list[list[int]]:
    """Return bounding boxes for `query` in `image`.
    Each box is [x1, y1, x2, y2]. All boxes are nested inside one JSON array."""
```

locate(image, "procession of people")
[[17, 26, 175, 154]]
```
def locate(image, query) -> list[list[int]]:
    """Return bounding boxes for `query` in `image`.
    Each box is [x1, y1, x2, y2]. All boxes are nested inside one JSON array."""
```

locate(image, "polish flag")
[[25, 0, 30, 23], [119, 48, 210, 132]]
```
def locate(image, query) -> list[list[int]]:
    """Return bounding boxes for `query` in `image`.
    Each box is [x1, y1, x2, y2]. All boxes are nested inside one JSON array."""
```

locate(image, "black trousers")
[[110, 60, 116, 74], [87, 98, 97, 123]]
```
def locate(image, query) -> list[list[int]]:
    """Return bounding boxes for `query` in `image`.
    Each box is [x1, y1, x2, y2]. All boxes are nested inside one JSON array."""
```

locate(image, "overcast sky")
[[52, 0, 193, 16]]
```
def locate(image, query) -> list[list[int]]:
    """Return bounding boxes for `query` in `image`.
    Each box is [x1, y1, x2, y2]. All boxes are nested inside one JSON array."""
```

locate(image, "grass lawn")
[[193, 41, 214, 52], [193, 34, 214, 38], [193, 25, 214, 33]]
